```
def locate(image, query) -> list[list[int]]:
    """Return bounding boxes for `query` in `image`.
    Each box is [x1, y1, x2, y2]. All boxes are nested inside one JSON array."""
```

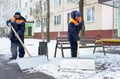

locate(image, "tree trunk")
[[79, 0, 85, 38], [40, 0, 45, 41], [46, 0, 50, 42]]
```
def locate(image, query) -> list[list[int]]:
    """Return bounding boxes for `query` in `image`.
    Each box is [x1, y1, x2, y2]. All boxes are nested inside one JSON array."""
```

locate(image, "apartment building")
[[84, 0, 115, 38], [34, 0, 118, 39], [43, 0, 79, 39], [99, 0, 120, 37], [84, 0, 120, 39]]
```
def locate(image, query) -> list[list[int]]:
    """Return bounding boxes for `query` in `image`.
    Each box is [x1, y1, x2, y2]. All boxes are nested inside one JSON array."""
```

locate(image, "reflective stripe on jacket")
[[10, 17, 25, 24]]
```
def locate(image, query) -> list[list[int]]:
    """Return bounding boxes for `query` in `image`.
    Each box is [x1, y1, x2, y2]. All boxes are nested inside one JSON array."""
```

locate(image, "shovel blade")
[[17, 56, 49, 70], [60, 58, 95, 70]]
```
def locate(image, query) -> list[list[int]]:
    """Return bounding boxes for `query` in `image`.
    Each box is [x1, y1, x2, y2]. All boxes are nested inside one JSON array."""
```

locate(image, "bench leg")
[[103, 46, 106, 56], [93, 47, 96, 54], [54, 43, 58, 58], [60, 44, 64, 57]]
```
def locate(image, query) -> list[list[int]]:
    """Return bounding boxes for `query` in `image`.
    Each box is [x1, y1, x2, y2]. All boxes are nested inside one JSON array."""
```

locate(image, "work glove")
[[8, 23, 11, 27]]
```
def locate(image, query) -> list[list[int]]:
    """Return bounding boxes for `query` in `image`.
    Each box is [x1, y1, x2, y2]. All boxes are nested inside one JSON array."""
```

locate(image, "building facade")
[[84, 0, 117, 39], [34, 0, 119, 39]]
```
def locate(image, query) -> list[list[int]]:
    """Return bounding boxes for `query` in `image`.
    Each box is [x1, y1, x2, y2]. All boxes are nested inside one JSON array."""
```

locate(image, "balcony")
[[99, 0, 120, 7]]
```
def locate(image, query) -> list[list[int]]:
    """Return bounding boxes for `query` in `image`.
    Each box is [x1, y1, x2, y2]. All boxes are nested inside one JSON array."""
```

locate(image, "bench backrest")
[[56, 36, 96, 45], [80, 39, 95, 45], [56, 36, 68, 42]]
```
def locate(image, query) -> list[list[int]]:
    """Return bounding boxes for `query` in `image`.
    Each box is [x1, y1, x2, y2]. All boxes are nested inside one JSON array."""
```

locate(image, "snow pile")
[[0, 38, 11, 55], [89, 55, 120, 79], [25, 54, 120, 79]]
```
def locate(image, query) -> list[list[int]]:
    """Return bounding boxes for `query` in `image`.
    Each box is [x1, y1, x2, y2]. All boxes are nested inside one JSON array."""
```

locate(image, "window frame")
[[54, 15, 61, 25], [36, 19, 40, 27], [67, 13, 71, 24], [44, 18, 47, 26], [44, 1, 47, 11], [54, 0, 61, 7], [25, 2, 28, 8], [30, 0, 32, 2], [30, 7, 32, 15], [86, 7, 95, 22], [67, 0, 73, 2]]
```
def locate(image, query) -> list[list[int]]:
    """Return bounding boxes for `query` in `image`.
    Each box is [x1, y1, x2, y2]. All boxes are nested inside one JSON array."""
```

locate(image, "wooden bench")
[[54, 36, 106, 58]]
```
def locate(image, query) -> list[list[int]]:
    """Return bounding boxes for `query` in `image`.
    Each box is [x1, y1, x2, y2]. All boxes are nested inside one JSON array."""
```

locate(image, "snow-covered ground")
[[0, 37, 120, 79]]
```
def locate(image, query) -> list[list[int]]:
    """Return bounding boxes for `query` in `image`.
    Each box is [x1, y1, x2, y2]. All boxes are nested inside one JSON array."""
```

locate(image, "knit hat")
[[75, 11, 81, 17], [15, 10, 21, 15], [71, 10, 77, 18]]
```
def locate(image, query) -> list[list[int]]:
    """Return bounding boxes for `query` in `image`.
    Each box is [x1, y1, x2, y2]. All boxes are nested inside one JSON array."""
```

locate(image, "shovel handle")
[[9, 24, 31, 57]]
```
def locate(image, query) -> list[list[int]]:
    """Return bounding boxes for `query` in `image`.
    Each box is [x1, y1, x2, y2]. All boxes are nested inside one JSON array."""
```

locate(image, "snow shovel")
[[59, 58, 96, 74], [59, 41, 96, 73], [8, 24, 49, 70]]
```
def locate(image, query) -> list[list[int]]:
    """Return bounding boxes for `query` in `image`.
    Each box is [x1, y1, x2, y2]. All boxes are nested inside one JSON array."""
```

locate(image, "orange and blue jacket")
[[68, 17, 83, 41], [6, 16, 26, 42], [10, 17, 25, 24]]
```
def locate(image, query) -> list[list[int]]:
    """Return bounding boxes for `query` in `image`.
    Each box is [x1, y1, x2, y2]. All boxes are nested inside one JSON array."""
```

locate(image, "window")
[[67, 0, 73, 2], [86, 7, 95, 22], [19, 0, 21, 8], [54, 0, 61, 7], [44, 1, 47, 11], [25, 2, 28, 8], [15, 4, 17, 9], [54, 15, 61, 25], [67, 13, 71, 24], [44, 18, 47, 26], [30, 8, 32, 15], [30, 0, 32, 2], [36, 20, 40, 27], [36, 3, 40, 14]]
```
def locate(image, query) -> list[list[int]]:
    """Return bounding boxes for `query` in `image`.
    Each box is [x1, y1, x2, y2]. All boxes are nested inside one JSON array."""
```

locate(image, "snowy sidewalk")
[[0, 54, 55, 79], [1, 38, 120, 79]]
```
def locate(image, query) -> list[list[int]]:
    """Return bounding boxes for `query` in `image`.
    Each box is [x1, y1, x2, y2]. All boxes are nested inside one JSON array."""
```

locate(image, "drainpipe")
[[112, 0, 115, 38]]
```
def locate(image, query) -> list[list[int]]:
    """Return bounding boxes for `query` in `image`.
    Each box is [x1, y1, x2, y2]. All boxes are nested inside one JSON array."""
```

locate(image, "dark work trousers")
[[70, 40, 78, 57], [11, 41, 25, 59]]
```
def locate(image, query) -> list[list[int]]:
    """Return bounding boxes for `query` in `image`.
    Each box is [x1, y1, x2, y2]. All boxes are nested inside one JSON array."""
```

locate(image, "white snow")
[[17, 55, 49, 70], [0, 37, 120, 79]]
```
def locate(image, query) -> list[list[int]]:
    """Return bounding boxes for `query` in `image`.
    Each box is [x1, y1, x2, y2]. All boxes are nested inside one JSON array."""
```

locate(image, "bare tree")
[[32, 0, 48, 42], [79, 0, 85, 38], [73, 0, 85, 38], [46, 0, 50, 42], [39, 0, 45, 41]]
